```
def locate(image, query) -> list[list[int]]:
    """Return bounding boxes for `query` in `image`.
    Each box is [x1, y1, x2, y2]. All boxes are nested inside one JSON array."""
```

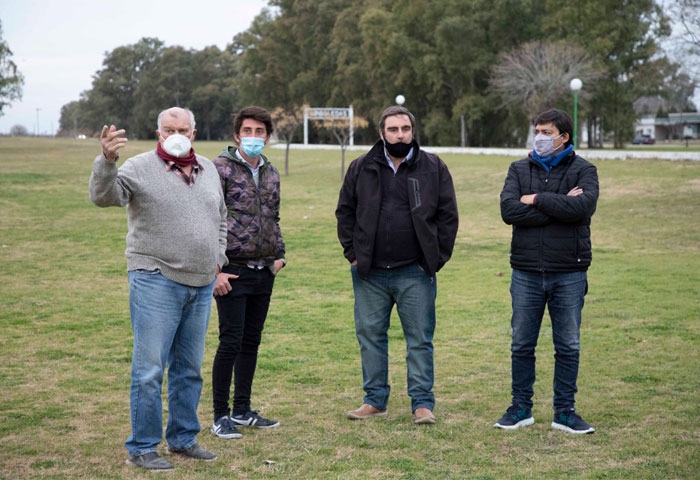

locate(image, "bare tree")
[[10, 124, 28, 136], [665, 0, 700, 101], [675, 0, 700, 51], [270, 105, 307, 176], [320, 114, 369, 181], [490, 41, 603, 145]]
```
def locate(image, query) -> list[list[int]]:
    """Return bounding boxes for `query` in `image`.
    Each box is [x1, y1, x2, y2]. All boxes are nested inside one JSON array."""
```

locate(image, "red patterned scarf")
[[156, 141, 196, 167]]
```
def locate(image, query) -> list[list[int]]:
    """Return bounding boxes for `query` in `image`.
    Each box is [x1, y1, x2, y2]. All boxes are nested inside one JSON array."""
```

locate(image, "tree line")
[[57, 0, 697, 148]]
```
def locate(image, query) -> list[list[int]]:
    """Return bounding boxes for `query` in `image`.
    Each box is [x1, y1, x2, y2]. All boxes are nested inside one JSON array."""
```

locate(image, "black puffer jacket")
[[500, 152, 599, 272], [336, 140, 459, 278]]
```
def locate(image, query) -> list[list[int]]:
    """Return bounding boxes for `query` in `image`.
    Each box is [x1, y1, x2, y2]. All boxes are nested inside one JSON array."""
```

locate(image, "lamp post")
[[569, 78, 582, 149], [36, 108, 41, 136]]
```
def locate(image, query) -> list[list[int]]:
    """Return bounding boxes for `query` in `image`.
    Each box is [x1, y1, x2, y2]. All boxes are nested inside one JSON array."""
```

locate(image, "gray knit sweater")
[[89, 150, 228, 287]]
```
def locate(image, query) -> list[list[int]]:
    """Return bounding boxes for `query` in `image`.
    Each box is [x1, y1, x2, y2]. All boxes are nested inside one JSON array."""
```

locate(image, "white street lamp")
[[395, 94, 405, 106], [569, 79, 582, 148]]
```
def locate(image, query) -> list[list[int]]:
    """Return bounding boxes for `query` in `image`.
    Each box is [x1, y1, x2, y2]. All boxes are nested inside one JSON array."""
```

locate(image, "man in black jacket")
[[494, 109, 599, 434], [336, 106, 459, 425]]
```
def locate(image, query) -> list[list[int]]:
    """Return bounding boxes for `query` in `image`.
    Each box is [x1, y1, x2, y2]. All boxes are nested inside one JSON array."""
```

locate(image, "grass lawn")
[[0, 136, 698, 479]]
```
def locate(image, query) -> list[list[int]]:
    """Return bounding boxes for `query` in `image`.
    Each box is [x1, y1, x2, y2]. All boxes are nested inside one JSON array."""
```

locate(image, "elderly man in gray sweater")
[[89, 107, 228, 472]]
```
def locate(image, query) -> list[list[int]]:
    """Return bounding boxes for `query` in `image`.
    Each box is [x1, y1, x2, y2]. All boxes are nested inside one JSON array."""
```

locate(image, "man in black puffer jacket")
[[494, 109, 599, 435]]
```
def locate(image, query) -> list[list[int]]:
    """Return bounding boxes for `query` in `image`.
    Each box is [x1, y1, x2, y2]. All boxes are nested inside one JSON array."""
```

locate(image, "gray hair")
[[157, 107, 196, 132]]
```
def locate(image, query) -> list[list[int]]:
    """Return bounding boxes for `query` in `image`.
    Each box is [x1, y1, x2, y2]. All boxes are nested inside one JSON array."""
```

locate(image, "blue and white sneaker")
[[493, 404, 535, 430], [552, 410, 595, 434], [231, 410, 280, 428], [211, 416, 243, 439]]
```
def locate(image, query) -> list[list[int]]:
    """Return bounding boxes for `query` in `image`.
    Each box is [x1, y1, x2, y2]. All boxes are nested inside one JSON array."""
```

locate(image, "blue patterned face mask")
[[240, 137, 265, 158]]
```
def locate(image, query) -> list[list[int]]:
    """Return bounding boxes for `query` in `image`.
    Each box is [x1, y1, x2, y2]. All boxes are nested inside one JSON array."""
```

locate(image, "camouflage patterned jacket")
[[213, 147, 285, 268]]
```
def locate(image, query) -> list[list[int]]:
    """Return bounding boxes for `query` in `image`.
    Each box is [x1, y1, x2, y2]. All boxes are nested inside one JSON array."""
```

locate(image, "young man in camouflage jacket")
[[210, 106, 286, 439]]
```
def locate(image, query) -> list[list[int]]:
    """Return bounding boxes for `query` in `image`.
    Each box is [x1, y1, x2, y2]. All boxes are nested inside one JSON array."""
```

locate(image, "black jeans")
[[212, 266, 275, 419]]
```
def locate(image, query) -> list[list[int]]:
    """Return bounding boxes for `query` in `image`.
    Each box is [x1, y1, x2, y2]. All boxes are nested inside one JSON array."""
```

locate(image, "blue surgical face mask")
[[533, 133, 563, 157], [240, 137, 265, 158]]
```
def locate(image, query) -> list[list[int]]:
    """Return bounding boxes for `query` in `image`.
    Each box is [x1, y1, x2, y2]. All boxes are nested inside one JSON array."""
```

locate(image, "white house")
[[633, 97, 699, 141]]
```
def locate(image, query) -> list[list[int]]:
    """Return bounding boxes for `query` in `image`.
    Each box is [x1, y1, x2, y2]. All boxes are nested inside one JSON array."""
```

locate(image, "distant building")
[[633, 96, 699, 141]]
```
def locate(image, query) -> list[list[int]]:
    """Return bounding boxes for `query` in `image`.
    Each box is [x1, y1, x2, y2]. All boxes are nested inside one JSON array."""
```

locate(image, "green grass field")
[[1, 137, 698, 479]]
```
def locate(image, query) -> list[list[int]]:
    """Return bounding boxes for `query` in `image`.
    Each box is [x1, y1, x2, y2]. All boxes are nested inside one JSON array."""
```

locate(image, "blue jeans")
[[509, 269, 587, 413], [125, 270, 215, 457], [351, 263, 437, 412]]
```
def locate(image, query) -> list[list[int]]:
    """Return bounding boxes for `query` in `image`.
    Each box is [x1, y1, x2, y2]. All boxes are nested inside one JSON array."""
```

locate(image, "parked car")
[[632, 134, 656, 145]]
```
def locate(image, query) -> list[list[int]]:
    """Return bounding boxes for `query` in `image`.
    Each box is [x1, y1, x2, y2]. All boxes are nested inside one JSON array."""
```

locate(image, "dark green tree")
[[0, 21, 24, 116], [131, 46, 196, 139], [189, 46, 239, 140], [328, 2, 394, 139], [543, 0, 671, 148], [86, 38, 165, 136], [422, 0, 545, 146], [233, 8, 290, 108], [56, 0, 682, 149], [329, 0, 544, 146], [58, 100, 82, 137], [235, 0, 349, 111]]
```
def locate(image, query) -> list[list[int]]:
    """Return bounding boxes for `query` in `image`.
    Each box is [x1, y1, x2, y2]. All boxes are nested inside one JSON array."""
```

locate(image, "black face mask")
[[384, 139, 412, 158]]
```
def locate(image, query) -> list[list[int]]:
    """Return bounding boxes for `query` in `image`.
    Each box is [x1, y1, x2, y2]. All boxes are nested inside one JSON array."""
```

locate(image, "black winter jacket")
[[336, 140, 459, 278], [500, 151, 599, 272]]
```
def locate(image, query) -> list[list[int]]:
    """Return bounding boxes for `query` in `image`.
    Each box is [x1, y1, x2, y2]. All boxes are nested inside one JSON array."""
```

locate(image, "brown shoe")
[[414, 407, 436, 425], [347, 403, 388, 420]]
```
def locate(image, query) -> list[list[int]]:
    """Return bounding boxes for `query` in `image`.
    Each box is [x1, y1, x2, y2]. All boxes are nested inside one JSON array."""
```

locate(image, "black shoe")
[[211, 416, 243, 439], [551, 410, 595, 434], [126, 451, 175, 471], [493, 404, 535, 430], [231, 410, 280, 428], [166, 443, 217, 461]]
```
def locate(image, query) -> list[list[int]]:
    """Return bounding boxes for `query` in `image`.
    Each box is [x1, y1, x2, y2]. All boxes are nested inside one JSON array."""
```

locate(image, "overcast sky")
[[0, 0, 269, 135]]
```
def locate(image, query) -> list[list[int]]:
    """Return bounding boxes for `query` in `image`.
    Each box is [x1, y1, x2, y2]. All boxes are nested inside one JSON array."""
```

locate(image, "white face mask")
[[162, 134, 192, 157], [533, 133, 563, 157]]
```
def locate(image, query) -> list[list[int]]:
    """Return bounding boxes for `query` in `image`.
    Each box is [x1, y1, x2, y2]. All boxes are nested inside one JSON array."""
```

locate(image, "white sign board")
[[304, 106, 354, 145], [306, 108, 351, 120]]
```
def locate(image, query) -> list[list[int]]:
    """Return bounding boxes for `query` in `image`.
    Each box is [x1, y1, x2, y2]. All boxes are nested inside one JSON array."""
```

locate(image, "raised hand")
[[100, 125, 128, 163]]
